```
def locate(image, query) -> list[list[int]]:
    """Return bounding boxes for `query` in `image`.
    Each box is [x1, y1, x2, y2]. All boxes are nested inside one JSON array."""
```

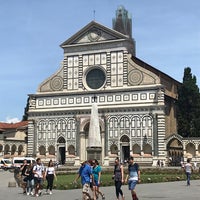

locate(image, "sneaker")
[[49, 191, 52, 195], [102, 194, 105, 199], [38, 190, 42, 196], [27, 192, 30, 196], [35, 194, 39, 197], [30, 191, 34, 196]]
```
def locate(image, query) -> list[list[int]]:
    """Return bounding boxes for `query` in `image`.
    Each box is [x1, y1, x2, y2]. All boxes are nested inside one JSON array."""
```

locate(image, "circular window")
[[85, 67, 106, 89]]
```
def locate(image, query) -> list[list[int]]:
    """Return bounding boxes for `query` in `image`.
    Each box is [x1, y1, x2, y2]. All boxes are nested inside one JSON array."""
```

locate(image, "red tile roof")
[[0, 121, 28, 129]]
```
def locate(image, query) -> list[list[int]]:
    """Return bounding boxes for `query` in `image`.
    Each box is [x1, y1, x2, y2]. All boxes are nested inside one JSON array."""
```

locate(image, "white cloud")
[[5, 117, 20, 123]]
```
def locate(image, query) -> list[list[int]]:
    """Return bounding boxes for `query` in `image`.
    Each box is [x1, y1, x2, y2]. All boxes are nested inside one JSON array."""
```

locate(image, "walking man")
[[74, 160, 92, 200], [125, 156, 141, 200], [33, 158, 45, 197]]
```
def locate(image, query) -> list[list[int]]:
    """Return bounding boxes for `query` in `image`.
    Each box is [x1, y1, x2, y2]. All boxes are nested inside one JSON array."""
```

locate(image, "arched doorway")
[[167, 138, 183, 166], [120, 135, 130, 162], [57, 137, 66, 164]]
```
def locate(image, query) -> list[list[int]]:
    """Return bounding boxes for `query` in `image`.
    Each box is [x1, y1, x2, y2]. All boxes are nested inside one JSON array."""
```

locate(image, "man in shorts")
[[33, 158, 45, 197], [125, 156, 141, 200], [74, 160, 92, 200]]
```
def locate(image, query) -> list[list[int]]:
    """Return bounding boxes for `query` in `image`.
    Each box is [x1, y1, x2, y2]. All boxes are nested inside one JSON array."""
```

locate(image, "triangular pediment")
[[60, 21, 129, 47]]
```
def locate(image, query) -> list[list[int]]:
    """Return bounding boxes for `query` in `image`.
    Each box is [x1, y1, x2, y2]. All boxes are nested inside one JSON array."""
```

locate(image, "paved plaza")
[[0, 169, 200, 200]]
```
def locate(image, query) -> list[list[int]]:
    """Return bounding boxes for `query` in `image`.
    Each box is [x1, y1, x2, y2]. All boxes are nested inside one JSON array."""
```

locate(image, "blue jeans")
[[27, 179, 34, 193], [186, 172, 191, 185]]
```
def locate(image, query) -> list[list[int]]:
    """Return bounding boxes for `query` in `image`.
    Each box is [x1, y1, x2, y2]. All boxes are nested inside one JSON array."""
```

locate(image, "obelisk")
[[87, 102, 102, 160], [88, 103, 101, 147]]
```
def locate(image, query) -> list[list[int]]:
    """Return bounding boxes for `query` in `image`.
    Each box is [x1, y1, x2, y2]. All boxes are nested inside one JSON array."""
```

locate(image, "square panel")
[[107, 95, 113, 102], [61, 98, 66, 105], [99, 96, 105, 102], [76, 97, 82, 104], [53, 99, 59, 105], [123, 94, 130, 101], [38, 100, 44, 106], [68, 98, 74, 104], [149, 93, 156, 100], [46, 99, 51, 106], [115, 95, 121, 101], [84, 97, 89, 103], [132, 94, 138, 101], [141, 93, 147, 100]]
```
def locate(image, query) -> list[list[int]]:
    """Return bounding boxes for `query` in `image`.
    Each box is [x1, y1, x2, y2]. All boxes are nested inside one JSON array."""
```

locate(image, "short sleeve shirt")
[[33, 164, 44, 178], [128, 163, 139, 181], [79, 164, 92, 185], [93, 165, 101, 181]]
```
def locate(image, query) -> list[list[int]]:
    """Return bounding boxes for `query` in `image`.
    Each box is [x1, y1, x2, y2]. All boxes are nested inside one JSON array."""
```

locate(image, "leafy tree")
[[177, 67, 200, 137]]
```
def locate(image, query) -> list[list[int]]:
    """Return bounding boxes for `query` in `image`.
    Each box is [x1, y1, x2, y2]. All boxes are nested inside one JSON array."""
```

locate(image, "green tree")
[[177, 67, 200, 137]]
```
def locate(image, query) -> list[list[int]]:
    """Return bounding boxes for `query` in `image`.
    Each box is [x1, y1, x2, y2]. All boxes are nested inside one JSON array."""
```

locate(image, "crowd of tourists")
[[14, 157, 57, 197], [74, 156, 140, 200], [14, 156, 141, 200]]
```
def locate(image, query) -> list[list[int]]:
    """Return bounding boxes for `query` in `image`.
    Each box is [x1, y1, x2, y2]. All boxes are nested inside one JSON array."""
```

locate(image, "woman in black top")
[[113, 157, 125, 200]]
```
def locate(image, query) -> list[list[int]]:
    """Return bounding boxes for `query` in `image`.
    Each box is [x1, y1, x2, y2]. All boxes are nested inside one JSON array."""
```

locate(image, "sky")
[[0, 0, 199, 123]]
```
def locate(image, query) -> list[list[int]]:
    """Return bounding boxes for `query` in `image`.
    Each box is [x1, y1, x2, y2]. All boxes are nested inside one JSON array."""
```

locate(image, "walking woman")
[[45, 160, 57, 194], [25, 162, 35, 195], [92, 159, 105, 200], [113, 157, 125, 200]]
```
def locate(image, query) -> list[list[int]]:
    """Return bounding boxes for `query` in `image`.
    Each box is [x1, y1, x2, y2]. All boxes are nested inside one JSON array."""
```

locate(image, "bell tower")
[[113, 5, 136, 56]]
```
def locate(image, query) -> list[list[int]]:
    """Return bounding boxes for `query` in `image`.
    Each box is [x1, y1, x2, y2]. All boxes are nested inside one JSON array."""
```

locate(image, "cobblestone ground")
[[1, 169, 200, 200]]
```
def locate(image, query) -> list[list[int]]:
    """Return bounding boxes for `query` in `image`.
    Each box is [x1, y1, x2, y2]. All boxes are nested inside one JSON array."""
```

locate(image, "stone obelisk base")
[[87, 147, 102, 161]]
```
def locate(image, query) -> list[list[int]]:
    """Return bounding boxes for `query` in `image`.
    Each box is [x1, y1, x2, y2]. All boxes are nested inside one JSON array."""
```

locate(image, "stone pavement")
[[1, 169, 200, 200]]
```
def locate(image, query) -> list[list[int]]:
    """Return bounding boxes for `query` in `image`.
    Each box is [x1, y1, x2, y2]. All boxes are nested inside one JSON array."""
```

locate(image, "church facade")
[[27, 6, 184, 166]]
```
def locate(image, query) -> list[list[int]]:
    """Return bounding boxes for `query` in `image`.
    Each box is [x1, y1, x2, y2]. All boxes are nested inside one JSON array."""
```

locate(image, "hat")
[[80, 160, 85, 164]]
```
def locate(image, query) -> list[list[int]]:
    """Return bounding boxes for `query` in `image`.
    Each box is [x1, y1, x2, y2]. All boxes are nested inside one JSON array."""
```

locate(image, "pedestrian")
[[113, 157, 125, 200], [157, 159, 160, 167], [92, 159, 105, 200], [87, 160, 94, 195], [184, 158, 193, 186], [13, 166, 21, 187], [24, 162, 35, 196], [20, 159, 28, 194], [193, 161, 197, 170], [33, 158, 45, 197], [125, 156, 141, 200], [45, 159, 57, 195], [74, 160, 92, 200]]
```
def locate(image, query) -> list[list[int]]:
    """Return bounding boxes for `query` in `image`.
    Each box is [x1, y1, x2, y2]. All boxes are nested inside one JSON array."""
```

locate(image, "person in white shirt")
[[125, 157, 141, 200], [33, 158, 45, 197], [184, 158, 193, 186], [45, 160, 57, 195]]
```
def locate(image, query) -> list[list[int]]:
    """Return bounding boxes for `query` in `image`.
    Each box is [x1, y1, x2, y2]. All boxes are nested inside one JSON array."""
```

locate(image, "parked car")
[[0, 159, 12, 170]]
